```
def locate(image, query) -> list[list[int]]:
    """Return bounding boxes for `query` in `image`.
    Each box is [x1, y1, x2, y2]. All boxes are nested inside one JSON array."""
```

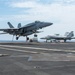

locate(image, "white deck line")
[[0, 45, 75, 53], [0, 47, 38, 54]]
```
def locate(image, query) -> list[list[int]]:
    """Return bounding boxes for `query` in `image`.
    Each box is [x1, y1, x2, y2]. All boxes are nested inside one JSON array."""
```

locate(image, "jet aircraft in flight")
[[41, 31, 75, 42], [0, 21, 53, 41]]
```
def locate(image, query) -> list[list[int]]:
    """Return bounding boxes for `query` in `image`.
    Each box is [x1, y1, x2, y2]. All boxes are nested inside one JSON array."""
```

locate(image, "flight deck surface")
[[0, 42, 75, 75]]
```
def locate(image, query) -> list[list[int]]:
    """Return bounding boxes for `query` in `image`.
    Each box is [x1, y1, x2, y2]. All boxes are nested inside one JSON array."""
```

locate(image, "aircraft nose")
[[50, 23, 53, 25], [47, 22, 53, 26], [38, 21, 53, 28]]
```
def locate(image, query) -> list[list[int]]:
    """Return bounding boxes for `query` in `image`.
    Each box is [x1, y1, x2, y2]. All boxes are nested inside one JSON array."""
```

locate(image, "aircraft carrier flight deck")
[[0, 42, 75, 75]]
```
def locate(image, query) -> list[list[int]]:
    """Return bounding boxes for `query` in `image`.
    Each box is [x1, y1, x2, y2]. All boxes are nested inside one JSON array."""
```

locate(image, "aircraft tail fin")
[[18, 23, 21, 28], [64, 32, 69, 36], [67, 31, 74, 37], [7, 22, 14, 28]]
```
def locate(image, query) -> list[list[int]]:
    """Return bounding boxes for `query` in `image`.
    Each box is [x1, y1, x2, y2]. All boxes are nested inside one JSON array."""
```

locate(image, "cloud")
[[10, 1, 36, 8], [1, 0, 74, 25], [9, 0, 75, 8], [9, 0, 41, 8], [0, 0, 75, 40], [1, 1, 75, 29]]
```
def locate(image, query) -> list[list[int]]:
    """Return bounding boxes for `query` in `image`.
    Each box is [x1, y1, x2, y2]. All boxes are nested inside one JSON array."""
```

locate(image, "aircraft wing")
[[41, 36, 72, 40], [0, 28, 18, 31], [50, 36, 75, 40], [0, 28, 19, 35], [71, 37, 75, 39], [47, 36, 71, 40], [0, 32, 8, 34]]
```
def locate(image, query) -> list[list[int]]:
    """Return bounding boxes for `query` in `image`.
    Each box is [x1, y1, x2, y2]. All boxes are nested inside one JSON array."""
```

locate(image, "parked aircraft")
[[0, 21, 53, 41], [40, 31, 75, 42]]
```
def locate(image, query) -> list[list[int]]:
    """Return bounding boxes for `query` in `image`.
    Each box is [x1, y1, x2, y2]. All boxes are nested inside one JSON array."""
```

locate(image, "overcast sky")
[[0, 0, 75, 41]]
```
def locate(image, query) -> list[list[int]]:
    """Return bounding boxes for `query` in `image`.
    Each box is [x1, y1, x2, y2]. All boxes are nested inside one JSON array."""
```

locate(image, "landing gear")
[[16, 37, 19, 40], [26, 36, 29, 42], [64, 39, 66, 42], [34, 34, 37, 37], [16, 35, 20, 40]]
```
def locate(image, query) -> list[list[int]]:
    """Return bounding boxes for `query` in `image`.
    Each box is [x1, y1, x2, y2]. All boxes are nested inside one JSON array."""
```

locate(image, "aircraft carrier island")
[[0, 42, 75, 75]]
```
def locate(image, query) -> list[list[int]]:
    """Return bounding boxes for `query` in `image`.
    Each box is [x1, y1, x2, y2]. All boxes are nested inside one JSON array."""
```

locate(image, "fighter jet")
[[0, 21, 53, 40], [40, 31, 75, 42]]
